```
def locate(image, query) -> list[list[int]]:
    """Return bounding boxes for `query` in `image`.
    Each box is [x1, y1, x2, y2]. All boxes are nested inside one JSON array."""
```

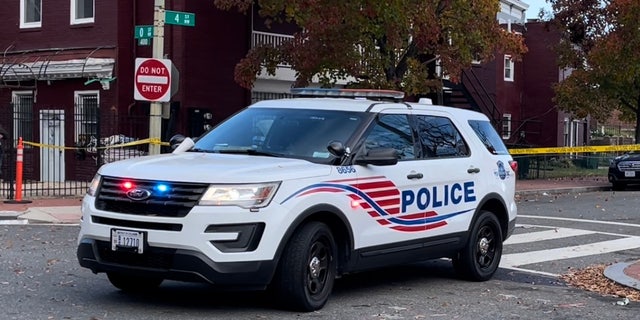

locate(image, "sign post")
[[142, 3, 194, 155], [148, 0, 166, 155]]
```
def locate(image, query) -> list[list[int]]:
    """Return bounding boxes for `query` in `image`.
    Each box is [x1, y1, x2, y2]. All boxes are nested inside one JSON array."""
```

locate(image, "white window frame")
[[70, 0, 95, 25], [20, 0, 42, 29], [502, 114, 512, 139], [11, 91, 35, 147], [74, 90, 99, 143], [504, 55, 514, 82]]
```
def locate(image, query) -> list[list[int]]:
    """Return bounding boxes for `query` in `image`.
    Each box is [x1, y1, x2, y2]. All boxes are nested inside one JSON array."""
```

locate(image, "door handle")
[[407, 173, 424, 179], [467, 167, 480, 174]]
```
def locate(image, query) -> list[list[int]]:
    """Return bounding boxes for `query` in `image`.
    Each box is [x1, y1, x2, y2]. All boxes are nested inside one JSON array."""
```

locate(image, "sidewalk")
[[0, 176, 637, 293]]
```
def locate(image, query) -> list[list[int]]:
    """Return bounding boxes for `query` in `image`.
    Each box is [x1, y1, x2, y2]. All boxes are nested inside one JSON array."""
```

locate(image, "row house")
[[0, 0, 256, 187], [0, 0, 571, 196]]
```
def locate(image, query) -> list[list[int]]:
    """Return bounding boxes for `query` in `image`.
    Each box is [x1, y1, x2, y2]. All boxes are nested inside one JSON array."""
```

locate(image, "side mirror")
[[354, 148, 398, 166], [327, 140, 346, 157]]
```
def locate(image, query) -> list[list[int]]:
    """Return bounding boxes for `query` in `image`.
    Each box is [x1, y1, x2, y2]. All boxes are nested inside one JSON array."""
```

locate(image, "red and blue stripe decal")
[[281, 176, 474, 232]]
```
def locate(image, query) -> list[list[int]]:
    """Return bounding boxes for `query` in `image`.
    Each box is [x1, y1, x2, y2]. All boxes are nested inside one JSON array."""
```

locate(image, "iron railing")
[[1, 100, 151, 199]]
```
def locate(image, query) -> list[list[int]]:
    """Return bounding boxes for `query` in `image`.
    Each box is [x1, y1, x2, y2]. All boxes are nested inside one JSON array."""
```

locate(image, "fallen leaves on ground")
[[560, 264, 640, 301]]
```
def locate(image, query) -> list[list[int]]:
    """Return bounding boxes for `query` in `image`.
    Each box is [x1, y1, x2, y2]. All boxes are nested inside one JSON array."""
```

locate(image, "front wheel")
[[106, 272, 163, 292], [612, 182, 626, 191], [453, 210, 503, 281], [272, 222, 337, 312]]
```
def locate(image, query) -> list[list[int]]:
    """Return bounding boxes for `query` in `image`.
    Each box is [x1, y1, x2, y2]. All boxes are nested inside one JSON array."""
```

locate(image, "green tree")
[[213, 0, 527, 98], [551, 0, 640, 142]]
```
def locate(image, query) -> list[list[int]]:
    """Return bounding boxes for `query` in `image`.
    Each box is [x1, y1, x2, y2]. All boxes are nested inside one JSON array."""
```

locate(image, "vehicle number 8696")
[[337, 166, 356, 174]]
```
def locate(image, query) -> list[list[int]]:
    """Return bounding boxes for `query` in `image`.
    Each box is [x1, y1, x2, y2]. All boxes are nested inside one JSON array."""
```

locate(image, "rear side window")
[[468, 120, 509, 155], [415, 115, 469, 158]]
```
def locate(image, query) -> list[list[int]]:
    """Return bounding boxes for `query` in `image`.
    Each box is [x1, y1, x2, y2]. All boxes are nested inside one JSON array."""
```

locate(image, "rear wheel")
[[272, 222, 337, 311], [106, 272, 163, 292], [453, 210, 503, 281]]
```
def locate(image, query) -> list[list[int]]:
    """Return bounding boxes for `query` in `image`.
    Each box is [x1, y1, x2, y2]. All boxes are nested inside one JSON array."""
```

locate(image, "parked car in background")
[[608, 152, 640, 190]]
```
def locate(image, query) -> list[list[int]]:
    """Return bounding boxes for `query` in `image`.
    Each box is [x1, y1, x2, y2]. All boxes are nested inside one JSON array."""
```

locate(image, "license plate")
[[625, 171, 636, 177], [111, 229, 145, 254]]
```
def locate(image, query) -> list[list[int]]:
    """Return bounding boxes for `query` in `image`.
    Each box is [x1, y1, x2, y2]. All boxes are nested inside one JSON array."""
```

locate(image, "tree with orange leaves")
[[214, 0, 527, 99], [551, 0, 640, 142]]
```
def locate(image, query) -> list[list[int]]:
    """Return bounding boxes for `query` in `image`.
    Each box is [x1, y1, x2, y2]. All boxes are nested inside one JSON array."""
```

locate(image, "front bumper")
[[76, 195, 293, 289], [608, 168, 640, 184], [77, 238, 276, 290]]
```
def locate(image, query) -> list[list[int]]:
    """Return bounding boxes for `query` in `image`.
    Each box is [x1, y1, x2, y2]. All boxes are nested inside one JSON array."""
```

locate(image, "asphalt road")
[[1, 190, 639, 319]]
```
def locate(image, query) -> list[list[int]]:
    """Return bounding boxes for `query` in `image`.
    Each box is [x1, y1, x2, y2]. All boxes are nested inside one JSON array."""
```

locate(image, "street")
[[1, 190, 639, 319]]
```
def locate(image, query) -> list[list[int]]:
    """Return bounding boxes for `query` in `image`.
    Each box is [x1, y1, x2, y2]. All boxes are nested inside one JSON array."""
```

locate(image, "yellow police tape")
[[509, 144, 640, 155], [20, 139, 640, 156], [23, 138, 169, 150]]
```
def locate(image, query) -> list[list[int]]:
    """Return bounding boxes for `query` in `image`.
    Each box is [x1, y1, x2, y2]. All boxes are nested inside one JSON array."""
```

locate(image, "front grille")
[[95, 176, 208, 217], [617, 160, 640, 171]]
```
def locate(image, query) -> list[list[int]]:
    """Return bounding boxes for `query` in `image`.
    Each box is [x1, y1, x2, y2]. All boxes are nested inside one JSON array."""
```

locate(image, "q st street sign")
[[134, 25, 154, 39]]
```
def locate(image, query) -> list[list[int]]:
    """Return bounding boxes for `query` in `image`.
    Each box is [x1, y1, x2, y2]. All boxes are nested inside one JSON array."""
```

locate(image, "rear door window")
[[415, 115, 469, 158], [468, 120, 509, 155]]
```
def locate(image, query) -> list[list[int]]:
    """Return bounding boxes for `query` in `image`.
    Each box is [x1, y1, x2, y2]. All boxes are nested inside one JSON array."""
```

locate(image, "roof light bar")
[[290, 88, 405, 100]]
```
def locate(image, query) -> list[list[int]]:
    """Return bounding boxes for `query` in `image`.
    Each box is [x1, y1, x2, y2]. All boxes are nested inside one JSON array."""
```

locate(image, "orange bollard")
[[15, 137, 24, 202], [4, 137, 31, 204]]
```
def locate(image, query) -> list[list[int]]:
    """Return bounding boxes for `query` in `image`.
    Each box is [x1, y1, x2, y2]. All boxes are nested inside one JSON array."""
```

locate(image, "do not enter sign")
[[134, 58, 172, 102]]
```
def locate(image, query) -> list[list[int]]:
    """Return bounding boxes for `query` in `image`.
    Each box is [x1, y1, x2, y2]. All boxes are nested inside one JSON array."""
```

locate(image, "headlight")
[[199, 182, 281, 208], [87, 174, 101, 196]]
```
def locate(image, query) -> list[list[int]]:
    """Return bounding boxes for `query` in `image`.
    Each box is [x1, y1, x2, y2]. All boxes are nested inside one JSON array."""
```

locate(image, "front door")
[[39, 110, 65, 182]]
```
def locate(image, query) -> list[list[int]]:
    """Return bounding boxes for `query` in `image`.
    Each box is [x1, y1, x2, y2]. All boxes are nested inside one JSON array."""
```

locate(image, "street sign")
[[165, 10, 195, 27], [134, 58, 172, 102], [134, 25, 154, 39]]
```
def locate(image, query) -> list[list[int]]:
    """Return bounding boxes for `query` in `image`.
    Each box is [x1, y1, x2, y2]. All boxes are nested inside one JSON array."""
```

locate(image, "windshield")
[[193, 107, 366, 162]]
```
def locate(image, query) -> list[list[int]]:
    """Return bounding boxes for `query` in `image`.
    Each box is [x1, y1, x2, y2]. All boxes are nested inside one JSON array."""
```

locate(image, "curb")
[[515, 185, 611, 196], [604, 261, 640, 291]]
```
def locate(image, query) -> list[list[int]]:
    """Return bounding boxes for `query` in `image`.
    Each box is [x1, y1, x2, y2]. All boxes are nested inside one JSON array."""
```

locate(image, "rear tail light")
[[509, 160, 518, 176]]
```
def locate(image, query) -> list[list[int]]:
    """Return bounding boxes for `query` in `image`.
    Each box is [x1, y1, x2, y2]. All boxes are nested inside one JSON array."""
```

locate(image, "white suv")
[[77, 89, 517, 311]]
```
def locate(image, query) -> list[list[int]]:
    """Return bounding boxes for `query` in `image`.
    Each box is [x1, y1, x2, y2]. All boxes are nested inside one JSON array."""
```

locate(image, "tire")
[[272, 222, 337, 312], [453, 210, 503, 281], [612, 182, 626, 191], [106, 272, 163, 292]]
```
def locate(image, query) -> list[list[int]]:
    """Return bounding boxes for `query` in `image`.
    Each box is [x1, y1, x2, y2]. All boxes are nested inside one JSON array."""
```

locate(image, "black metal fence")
[[1, 99, 152, 199]]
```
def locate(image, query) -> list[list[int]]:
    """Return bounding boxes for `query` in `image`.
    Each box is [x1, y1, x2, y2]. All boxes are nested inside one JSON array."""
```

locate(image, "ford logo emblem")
[[126, 189, 152, 201]]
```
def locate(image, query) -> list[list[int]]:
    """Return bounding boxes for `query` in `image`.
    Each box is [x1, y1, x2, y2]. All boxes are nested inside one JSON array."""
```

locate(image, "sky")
[[525, 0, 552, 19]]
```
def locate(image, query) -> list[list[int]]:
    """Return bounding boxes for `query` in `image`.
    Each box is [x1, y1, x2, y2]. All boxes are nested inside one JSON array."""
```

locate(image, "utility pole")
[[149, 0, 165, 155]]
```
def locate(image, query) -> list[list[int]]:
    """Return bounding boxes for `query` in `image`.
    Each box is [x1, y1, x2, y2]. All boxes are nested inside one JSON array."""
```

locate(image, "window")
[[74, 91, 99, 146], [468, 120, 510, 155], [502, 114, 512, 139], [71, 0, 94, 24], [20, 0, 42, 29], [363, 114, 415, 160], [416, 115, 469, 158], [504, 55, 514, 81], [11, 91, 35, 147]]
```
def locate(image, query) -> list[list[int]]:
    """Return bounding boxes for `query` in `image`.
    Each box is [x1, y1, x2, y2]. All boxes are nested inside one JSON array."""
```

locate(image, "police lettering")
[[401, 182, 475, 212]]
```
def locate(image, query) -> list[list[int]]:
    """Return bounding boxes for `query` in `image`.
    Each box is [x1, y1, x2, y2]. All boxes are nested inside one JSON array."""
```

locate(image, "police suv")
[[77, 88, 518, 311]]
